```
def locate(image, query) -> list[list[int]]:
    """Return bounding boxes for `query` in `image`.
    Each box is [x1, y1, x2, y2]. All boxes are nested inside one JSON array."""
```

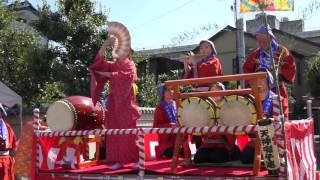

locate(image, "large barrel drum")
[[46, 96, 105, 131]]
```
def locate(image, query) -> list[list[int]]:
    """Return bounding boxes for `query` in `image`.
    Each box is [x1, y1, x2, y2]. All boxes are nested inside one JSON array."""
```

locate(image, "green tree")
[[16, 47, 57, 106], [32, 0, 107, 99], [0, 1, 51, 106], [136, 66, 186, 107], [34, 81, 66, 107], [137, 73, 159, 107], [306, 53, 320, 98]]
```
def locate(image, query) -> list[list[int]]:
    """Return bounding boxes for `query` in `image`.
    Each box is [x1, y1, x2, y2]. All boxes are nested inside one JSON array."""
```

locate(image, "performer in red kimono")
[[240, 68, 285, 164], [243, 24, 296, 120], [153, 85, 179, 158], [179, 40, 224, 166], [182, 40, 222, 91], [0, 104, 16, 180], [90, 37, 141, 170]]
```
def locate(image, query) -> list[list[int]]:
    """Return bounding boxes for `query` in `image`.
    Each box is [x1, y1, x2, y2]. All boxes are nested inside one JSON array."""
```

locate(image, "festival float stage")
[[33, 119, 319, 180], [31, 73, 319, 179], [37, 159, 270, 179]]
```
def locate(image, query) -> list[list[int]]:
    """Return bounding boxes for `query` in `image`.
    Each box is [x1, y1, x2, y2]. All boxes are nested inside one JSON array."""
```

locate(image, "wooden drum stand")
[[164, 72, 267, 176]]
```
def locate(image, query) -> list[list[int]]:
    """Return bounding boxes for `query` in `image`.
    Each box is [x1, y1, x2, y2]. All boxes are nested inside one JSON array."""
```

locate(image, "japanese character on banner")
[[258, 118, 281, 176], [37, 136, 86, 170]]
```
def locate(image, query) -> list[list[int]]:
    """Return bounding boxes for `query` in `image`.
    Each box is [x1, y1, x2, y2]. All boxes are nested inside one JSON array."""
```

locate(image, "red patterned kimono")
[[90, 55, 141, 164], [182, 56, 222, 79], [153, 104, 176, 157], [243, 45, 296, 119], [0, 121, 16, 180]]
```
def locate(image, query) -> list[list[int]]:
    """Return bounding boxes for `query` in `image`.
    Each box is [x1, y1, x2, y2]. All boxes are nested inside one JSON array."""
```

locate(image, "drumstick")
[[169, 54, 207, 62]]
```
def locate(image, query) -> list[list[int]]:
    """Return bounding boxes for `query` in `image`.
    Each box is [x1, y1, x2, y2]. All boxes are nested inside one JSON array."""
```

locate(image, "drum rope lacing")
[[61, 99, 78, 130]]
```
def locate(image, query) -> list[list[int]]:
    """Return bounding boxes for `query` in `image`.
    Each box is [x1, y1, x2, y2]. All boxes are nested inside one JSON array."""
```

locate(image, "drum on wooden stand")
[[46, 96, 105, 131], [216, 95, 257, 126], [178, 97, 216, 128]]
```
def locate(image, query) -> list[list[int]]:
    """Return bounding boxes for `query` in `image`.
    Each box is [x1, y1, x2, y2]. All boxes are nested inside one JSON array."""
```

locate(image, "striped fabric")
[[36, 125, 258, 137], [137, 129, 145, 178], [33, 109, 41, 130], [272, 96, 286, 176], [272, 96, 318, 180], [285, 119, 318, 180]]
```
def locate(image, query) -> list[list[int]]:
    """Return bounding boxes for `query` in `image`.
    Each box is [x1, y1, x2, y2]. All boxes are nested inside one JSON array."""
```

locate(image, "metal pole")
[[234, 0, 245, 87], [307, 99, 313, 118], [234, 0, 239, 72], [261, 11, 289, 176], [237, 18, 245, 74], [20, 103, 23, 137]]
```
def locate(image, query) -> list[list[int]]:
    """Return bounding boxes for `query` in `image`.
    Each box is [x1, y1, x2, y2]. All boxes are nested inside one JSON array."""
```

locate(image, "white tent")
[[0, 82, 23, 132]]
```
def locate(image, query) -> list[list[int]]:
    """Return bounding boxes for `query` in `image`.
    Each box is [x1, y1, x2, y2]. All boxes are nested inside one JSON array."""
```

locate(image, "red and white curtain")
[[285, 119, 318, 180]]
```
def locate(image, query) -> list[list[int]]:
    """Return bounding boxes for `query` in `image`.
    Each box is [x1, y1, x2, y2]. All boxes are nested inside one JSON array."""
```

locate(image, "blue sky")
[[28, 0, 320, 50]]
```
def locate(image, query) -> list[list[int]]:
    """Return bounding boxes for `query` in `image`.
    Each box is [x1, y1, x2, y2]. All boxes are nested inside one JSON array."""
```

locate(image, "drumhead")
[[178, 97, 215, 127], [46, 100, 75, 131], [216, 95, 257, 126]]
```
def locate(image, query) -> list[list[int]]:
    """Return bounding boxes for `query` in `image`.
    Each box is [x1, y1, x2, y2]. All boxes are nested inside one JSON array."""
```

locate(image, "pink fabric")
[[236, 135, 250, 151], [90, 55, 141, 164], [90, 55, 111, 105]]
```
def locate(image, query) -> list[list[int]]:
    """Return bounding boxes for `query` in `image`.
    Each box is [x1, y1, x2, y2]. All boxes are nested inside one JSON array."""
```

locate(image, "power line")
[[132, 0, 195, 30]]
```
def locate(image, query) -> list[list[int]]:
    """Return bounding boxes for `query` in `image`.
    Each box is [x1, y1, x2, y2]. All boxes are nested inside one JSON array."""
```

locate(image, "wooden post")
[[168, 84, 183, 173], [171, 134, 183, 173], [251, 81, 264, 176]]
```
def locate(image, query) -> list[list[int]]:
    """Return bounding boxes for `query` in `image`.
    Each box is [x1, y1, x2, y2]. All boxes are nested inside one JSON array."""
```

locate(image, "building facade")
[[137, 16, 320, 113]]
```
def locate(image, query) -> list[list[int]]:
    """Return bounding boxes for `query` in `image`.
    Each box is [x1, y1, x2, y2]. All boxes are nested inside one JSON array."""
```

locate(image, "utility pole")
[[234, 0, 245, 75]]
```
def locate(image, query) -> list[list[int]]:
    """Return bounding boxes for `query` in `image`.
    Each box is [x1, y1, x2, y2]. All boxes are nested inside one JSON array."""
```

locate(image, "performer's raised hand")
[[98, 37, 116, 56], [183, 52, 192, 72]]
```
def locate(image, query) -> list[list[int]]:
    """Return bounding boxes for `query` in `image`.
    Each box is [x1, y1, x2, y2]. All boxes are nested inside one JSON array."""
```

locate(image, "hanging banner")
[[285, 119, 318, 180], [31, 136, 87, 171], [240, 0, 294, 12]]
